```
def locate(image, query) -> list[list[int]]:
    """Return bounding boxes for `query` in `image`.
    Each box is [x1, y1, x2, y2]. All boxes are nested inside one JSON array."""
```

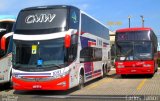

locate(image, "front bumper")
[[116, 67, 154, 75], [12, 74, 69, 90]]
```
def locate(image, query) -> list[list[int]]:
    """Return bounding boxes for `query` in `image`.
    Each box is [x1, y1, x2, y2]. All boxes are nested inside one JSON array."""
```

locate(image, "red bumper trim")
[[12, 74, 69, 90]]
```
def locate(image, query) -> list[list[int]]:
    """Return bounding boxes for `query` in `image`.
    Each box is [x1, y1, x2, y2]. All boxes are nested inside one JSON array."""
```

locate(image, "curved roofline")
[[116, 27, 153, 32], [0, 19, 16, 22], [0, 15, 16, 21], [21, 5, 79, 11]]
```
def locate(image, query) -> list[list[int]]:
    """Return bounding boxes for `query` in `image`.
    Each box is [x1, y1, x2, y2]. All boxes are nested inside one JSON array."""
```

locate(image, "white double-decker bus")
[[12, 5, 111, 90], [0, 15, 16, 85]]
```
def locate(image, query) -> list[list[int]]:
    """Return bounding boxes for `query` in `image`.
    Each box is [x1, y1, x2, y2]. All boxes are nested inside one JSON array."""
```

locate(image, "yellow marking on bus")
[[137, 79, 147, 90], [87, 78, 113, 89]]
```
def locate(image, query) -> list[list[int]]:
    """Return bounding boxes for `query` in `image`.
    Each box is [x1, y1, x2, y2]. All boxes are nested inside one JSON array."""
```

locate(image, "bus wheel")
[[10, 72, 13, 88], [77, 72, 84, 90], [101, 66, 106, 79], [155, 67, 158, 72]]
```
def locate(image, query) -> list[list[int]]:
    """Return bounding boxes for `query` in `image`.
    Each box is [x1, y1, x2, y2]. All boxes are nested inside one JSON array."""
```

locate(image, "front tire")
[[100, 67, 106, 79], [155, 67, 158, 72], [77, 73, 84, 90]]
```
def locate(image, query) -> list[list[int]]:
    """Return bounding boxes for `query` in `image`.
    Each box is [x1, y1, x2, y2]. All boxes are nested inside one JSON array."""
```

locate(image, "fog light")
[[143, 64, 152, 67]]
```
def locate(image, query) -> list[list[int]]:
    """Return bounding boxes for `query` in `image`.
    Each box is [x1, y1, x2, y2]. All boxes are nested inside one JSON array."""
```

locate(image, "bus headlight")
[[143, 64, 152, 67], [12, 73, 21, 78], [117, 65, 125, 68], [54, 69, 71, 79]]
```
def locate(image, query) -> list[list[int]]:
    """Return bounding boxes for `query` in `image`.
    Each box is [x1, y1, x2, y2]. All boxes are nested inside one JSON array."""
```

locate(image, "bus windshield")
[[134, 42, 152, 60], [13, 38, 70, 71], [116, 41, 152, 61], [15, 8, 67, 34]]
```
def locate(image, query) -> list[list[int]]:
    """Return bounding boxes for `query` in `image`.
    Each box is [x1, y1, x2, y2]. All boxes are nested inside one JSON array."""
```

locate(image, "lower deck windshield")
[[116, 41, 152, 61], [13, 38, 72, 71]]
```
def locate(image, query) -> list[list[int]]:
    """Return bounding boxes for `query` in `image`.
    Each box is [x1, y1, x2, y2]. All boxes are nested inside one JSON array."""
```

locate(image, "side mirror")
[[1, 36, 6, 51], [64, 34, 71, 48]]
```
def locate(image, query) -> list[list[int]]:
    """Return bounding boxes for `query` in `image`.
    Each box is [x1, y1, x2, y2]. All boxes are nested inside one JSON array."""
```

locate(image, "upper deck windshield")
[[15, 8, 67, 34], [116, 31, 150, 41]]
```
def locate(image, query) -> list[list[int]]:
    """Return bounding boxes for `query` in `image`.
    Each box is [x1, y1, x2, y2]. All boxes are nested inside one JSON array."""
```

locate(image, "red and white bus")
[[115, 28, 158, 77], [12, 5, 111, 90], [0, 15, 15, 85]]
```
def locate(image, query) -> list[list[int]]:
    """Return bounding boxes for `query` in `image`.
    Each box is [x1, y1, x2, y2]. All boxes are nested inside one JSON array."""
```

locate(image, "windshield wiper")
[[52, 64, 62, 68], [116, 49, 133, 61], [14, 64, 21, 69], [124, 49, 133, 61], [43, 64, 62, 69]]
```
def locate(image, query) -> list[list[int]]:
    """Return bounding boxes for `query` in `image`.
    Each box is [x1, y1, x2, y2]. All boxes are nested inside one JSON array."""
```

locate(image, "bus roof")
[[0, 15, 16, 22], [19, 5, 109, 30], [21, 5, 79, 11], [116, 27, 152, 33]]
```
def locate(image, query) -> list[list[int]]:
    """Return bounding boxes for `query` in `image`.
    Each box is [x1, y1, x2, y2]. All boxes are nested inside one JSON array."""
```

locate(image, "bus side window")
[[80, 47, 93, 63], [80, 47, 102, 63]]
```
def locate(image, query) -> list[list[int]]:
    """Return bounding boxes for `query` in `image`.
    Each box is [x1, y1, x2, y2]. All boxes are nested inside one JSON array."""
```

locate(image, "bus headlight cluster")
[[143, 64, 152, 67], [53, 69, 71, 79], [12, 74, 21, 78], [117, 65, 125, 68]]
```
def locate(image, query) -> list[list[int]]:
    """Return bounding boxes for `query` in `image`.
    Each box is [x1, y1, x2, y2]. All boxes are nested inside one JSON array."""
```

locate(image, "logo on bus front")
[[25, 14, 56, 24], [71, 11, 78, 23]]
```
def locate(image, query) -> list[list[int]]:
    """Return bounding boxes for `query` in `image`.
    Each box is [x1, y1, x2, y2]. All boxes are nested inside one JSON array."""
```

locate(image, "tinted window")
[[0, 22, 14, 33], [134, 42, 152, 60], [15, 8, 67, 34], [80, 47, 102, 63], [69, 8, 79, 30], [81, 14, 109, 40], [116, 42, 153, 61], [116, 31, 150, 41]]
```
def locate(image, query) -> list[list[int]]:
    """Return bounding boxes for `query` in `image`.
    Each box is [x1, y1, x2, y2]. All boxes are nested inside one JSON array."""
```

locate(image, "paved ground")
[[0, 69, 160, 101]]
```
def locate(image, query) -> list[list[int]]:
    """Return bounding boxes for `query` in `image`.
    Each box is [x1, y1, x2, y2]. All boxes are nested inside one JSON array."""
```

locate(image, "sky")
[[0, 0, 160, 40]]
